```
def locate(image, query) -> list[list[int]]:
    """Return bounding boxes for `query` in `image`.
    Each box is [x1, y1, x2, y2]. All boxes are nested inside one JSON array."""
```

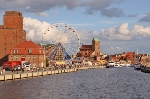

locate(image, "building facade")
[[0, 11, 26, 65], [77, 38, 101, 60], [8, 40, 45, 68]]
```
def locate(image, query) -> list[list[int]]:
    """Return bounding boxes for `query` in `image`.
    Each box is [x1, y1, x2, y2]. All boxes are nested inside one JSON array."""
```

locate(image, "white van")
[[23, 62, 31, 71]]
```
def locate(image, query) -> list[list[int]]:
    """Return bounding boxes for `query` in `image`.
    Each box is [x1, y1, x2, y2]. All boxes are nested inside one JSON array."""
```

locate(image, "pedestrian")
[[16, 66, 18, 74], [12, 67, 14, 72], [0, 69, 2, 75], [37, 67, 39, 72], [22, 66, 24, 73], [2, 68, 5, 75], [32, 68, 33, 72]]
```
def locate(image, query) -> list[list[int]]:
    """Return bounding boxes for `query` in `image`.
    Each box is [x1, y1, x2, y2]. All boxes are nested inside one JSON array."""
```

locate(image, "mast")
[[136, 47, 139, 63]]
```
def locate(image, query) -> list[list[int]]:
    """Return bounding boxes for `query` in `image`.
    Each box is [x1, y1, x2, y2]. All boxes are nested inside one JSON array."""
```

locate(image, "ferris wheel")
[[41, 23, 80, 61]]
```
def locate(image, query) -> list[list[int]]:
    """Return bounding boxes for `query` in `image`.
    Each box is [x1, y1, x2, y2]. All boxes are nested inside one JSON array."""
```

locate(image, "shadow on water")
[[0, 67, 150, 99]]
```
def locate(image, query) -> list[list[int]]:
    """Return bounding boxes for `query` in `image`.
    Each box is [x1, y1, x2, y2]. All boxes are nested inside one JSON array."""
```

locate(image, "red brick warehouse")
[[0, 11, 26, 65]]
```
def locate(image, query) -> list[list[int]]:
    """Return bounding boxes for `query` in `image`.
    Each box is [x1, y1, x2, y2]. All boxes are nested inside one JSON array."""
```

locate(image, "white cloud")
[[37, 12, 48, 16], [23, 18, 150, 54], [23, 17, 81, 53], [119, 23, 129, 35], [23, 17, 54, 42], [98, 20, 119, 24], [131, 25, 150, 36], [101, 23, 150, 40]]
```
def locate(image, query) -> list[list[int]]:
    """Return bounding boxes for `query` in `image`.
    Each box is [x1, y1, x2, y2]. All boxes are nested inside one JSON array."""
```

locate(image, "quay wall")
[[0, 66, 106, 81]]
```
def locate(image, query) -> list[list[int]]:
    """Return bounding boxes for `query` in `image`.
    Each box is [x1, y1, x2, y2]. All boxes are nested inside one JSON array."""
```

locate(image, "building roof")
[[80, 45, 92, 50], [92, 38, 100, 41], [10, 40, 44, 55], [13, 40, 42, 49]]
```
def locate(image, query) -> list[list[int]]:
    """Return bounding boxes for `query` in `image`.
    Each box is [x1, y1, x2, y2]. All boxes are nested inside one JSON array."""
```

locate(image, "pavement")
[[1, 67, 51, 75]]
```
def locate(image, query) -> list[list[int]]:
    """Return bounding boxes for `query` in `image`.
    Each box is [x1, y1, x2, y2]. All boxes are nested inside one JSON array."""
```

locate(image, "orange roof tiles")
[[10, 40, 44, 55], [13, 40, 41, 49]]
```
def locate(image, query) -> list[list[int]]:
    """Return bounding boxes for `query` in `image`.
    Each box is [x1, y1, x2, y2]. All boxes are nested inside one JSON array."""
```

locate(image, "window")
[[22, 55, 25, 58], [28, 56, 31, 60], [15, 56, 18, 60], [14, 49, 18, 54], [11, 56, 13, 60], [28, 49, 32, 54], [33, 56, 36, 60]]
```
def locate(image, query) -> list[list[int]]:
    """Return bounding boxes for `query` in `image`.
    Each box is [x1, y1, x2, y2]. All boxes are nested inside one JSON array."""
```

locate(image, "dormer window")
[[14, 49, 18, 54], [28, 49, 32, 54]]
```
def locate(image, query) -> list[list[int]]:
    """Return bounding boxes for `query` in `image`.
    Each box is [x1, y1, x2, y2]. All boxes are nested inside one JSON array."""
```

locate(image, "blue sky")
[[0, 0, 150, 55]]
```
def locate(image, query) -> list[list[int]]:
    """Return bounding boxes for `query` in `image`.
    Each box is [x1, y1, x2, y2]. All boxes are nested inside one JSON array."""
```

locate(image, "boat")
[[134, 63, 141, 70], [114, 62, 122, 68], [106, 61, 115, 68], [134, 47, 141, 70]]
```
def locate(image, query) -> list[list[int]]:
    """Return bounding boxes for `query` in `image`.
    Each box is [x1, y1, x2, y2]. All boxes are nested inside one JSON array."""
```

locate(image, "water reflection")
[[0, 67, 150, 99]]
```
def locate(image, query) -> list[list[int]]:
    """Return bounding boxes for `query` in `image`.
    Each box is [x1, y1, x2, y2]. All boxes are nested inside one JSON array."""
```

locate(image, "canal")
[[0, 67, 150, 99]]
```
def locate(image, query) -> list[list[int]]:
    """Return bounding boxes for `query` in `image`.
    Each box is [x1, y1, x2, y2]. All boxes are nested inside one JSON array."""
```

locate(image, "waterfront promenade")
[[0, 67, 150, 99], [0, 66, 106, 81]]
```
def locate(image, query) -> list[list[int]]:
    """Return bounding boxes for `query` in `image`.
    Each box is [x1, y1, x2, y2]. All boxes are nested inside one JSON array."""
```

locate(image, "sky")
[[0, 0, 150, 55]]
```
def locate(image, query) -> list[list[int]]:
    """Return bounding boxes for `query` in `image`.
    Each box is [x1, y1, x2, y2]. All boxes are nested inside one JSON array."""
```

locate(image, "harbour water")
[[0, 67, 150, 99]]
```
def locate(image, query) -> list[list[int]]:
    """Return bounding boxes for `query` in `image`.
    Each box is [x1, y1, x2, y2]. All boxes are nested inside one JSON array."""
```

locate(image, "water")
[[0, 67, 150, 99]]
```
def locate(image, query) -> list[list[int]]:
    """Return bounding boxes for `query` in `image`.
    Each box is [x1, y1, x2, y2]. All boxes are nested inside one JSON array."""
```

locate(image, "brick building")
[[0, 11, 26, 65], [8, 40, 45, 68], [77, 38, 101, 60]]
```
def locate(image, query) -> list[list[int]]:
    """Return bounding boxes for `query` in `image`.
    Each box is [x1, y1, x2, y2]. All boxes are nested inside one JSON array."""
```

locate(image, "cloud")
[[131, 25, 150, 36], [100, 23, 150, 41], [0, 0, 124, 17], [98, 20, 119, 24], [100, 7, 124, 17], [37, 12, 48, 16], [23, 17, 150, 42], [23, 17, 150, 54], [23, 17, 53, 42], [139, 12, 150, 22], [83, 0, 124, 17], [118, 23, 129, 35], [127, 14, 147, 18], [0, 0, 82, 13], [23, 17, 81, 53]]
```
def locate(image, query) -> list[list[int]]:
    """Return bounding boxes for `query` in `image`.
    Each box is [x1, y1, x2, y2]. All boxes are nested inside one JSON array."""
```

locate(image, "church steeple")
[[92, 38, 100, 56]]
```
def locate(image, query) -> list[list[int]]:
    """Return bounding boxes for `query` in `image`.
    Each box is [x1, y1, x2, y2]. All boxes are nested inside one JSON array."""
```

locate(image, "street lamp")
[[40, 29, 50, 68]]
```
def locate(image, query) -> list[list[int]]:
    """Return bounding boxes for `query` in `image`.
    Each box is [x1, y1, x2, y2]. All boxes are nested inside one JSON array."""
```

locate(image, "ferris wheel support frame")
[[41, 24, 80, 61]]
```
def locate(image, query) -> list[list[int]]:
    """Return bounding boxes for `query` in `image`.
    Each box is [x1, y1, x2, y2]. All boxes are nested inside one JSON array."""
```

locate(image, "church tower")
[[92, 38, 100, 57]]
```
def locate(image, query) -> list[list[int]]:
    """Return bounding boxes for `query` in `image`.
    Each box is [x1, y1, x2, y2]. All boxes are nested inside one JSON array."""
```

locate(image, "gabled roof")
[[10, 40, 44, 55], [13, 40, 42, 49], [80, 45, 92, 50]]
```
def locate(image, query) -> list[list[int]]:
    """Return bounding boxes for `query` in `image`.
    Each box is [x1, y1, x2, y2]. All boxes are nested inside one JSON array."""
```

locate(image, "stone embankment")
[[0, 66, 106, 81]]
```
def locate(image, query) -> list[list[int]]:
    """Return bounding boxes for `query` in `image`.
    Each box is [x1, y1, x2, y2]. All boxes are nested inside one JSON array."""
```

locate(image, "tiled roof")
[[80, 45, 92, 49], [13, 40, 41, 48], [10, 40, 43, 55]]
